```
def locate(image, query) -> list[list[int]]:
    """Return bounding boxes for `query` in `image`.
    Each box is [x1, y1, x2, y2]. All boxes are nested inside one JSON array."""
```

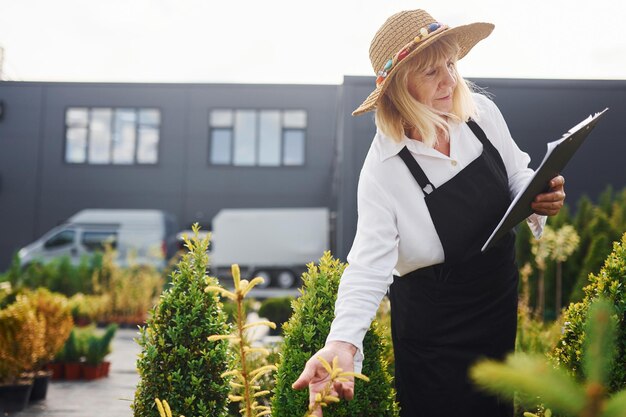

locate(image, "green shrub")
[[272, 251, 399, 417], [550, 232, 626, 393], [85, 324, 117, 365], [62, 329, 82, 363], [0, 253, 103, 296], [258, 296, 293, 334], [133, 225, 231, 417]]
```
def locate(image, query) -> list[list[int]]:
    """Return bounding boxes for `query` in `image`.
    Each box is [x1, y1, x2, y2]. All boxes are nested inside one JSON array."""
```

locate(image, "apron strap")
[[398, 120, 491, 195], [398, 147, 435, 195], [466, 119, 488, 146]]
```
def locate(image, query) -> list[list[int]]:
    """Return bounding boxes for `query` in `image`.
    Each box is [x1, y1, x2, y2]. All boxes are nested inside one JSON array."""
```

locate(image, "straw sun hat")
[[352, 9, 494, 116]]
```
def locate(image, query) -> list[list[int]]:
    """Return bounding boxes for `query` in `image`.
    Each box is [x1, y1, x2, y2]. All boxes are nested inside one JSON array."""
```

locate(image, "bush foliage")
[[272, 251, 399, 417], [550, 232, 626, 393], [133, 227, 231, 417], [258, 296, 293, 334], [516, 186, 626, 317], [0, 253, 103, 296], [0, 293, 46, 382]]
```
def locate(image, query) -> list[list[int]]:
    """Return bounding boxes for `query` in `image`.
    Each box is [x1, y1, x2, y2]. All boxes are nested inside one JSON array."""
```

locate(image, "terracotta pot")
[[101, 361, 111, 377], [74, 317, 92, 327], [29, 370, 52, 402], [46, 362, 64, 380], [82, 364, 100, 381], [63, 362, 82, 380], [0, 379, 34, 413]]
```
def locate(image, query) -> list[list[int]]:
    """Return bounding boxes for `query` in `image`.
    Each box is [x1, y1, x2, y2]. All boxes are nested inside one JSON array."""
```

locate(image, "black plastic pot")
[[29, 371, 52, 402], [0, 380, 34, 413]]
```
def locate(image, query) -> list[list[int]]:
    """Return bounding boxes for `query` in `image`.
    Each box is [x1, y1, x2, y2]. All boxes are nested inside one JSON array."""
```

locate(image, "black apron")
[[388, 121, 518, 417]]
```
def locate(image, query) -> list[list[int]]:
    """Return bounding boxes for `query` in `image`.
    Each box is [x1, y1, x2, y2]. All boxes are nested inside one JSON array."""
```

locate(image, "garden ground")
[[16, 328, 140, 417]]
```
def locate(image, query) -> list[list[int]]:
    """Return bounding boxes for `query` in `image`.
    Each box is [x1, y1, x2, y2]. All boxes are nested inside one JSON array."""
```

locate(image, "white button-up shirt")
[[327, 93, 545, 370]]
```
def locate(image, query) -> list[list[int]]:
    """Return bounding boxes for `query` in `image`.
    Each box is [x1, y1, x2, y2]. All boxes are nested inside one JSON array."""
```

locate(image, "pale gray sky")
[[0, 0, 624, 84]]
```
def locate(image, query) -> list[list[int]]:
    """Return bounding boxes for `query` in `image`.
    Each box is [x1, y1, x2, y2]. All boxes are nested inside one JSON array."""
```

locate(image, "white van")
[[18, 209, 178, 270]]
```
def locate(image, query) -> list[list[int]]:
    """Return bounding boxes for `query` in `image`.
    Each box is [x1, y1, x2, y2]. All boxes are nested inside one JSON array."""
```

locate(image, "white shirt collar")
[[375, 122, 461, 162]]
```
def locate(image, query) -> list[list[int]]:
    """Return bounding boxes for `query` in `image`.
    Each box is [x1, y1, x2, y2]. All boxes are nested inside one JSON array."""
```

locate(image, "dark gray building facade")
[[1, 78, 625, 270]]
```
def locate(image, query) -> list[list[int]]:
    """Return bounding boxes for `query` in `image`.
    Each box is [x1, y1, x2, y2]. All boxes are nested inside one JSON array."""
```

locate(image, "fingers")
[[293, 343, 358, 416], [306, 381, 352, 416], [549, 175, 565, 190], [334, 380, 355, 400], [533, 175, 566, 216], [292, 359, 317, 390], [292, 357, 331, 415], [532, 194, 565, 215]]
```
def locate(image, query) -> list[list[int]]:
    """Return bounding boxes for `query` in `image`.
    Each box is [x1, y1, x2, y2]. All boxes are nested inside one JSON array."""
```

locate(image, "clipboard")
[[482, 108, 609, 252]]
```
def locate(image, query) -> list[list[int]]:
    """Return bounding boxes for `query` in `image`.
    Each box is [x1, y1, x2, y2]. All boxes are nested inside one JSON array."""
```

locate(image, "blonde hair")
[[374, 36, 478, 146]]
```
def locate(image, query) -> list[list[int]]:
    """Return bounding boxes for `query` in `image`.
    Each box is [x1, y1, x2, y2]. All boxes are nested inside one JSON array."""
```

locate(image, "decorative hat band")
[[375, 22, 449, 86]]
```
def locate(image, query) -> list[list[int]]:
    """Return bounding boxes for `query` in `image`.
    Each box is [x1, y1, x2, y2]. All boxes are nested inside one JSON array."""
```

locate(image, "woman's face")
[[407, 56, 457, 113]]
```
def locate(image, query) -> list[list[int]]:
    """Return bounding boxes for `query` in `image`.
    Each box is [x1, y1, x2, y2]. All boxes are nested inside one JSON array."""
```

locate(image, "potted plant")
[[83, 324, 117, 380], [49, 346, 65, 380], [22, 288, 73, 400], [0, 294, 45, 413], [98, 324, 117, 377], [61, 330, 82, 380], [83, 336, 102, 380]]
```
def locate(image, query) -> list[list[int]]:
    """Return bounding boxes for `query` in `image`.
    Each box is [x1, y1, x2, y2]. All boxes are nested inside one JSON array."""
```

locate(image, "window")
[[44, 230, 75, 249], [64, 107, 161, 165], [81, 231, 118, 251], [209, 109, 307, 166]]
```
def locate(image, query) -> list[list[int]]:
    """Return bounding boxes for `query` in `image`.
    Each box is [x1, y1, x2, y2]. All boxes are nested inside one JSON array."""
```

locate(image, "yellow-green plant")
[[24, 288, 74, 369], [68, 293, 108, 324], [532, 226, 556, 319], [551, 225, 581, 313], [516, 263, 562, 355], [470, 299, 626, 417], [0, 294, 46, 382], [303, 356, 369, 417], [92, 246, 164, 325], [206, 264, 277, 417], [375, 296, 394, 375], [524, 405, 553, 417], [0, 281, 11, 305]]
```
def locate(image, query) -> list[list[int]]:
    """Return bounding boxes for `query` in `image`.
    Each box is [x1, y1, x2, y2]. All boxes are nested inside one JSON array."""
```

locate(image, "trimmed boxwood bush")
[[272, 251, 399, 416], [258, 296, 293, 334], [551, 232, 626, 393], [133, 227, 231, 417]]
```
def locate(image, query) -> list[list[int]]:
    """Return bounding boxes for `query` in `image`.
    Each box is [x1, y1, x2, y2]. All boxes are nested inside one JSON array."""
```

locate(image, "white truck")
[[207, 207, 330, 292]]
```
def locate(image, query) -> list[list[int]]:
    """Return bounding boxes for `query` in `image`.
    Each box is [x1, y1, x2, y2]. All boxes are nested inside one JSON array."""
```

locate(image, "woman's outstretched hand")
[[532, 175, 566, 216], [292, 341, 357, 417]]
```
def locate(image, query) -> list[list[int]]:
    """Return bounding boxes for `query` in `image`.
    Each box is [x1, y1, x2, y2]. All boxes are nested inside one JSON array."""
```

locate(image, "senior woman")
[[293, 8, 565, 417]]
